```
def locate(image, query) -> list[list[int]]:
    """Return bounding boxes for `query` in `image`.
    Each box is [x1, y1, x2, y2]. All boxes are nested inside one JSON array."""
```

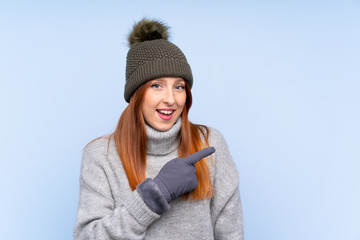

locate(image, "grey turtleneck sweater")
[[74, 118, 244, 239]]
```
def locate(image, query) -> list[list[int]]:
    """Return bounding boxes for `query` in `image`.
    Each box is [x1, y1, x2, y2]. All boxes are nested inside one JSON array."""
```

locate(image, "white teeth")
[[158, 110, 174, 115]]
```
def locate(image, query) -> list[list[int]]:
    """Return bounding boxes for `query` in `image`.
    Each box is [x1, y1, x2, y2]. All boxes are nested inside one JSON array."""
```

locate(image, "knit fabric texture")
[[124, 39, 193, 102], [74, 118, 244, 239]]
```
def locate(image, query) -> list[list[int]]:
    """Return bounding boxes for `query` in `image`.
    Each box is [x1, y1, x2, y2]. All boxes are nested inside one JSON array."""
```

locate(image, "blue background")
[[1, 1, 359, 239]]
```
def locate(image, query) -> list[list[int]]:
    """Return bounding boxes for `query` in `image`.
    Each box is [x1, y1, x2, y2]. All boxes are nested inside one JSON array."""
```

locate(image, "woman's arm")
[[213, 187, 244, 239], [209, 128, 244, 240], [73, 140, 161, 240]]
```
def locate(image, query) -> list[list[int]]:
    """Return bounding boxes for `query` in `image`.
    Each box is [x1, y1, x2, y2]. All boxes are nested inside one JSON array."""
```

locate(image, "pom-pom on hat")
[[124, 18, 193, 103]]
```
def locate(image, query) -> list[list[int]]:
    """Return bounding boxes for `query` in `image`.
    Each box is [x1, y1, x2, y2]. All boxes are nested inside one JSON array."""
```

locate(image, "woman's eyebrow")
[[176, 79, 185, 83], [150, 79, 165, 84]]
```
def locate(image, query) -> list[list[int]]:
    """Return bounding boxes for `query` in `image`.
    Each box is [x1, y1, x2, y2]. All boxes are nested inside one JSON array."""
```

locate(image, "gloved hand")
[[154, 147, 215, 202]]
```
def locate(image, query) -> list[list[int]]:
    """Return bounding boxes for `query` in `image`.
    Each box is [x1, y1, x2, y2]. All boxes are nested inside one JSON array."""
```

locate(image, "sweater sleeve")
[[209, 128, 244, 240], [73, 139, 161, 240]]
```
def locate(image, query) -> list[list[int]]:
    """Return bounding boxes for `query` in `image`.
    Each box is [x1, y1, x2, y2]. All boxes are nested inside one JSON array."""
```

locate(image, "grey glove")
[[154, 147, 216, 202]]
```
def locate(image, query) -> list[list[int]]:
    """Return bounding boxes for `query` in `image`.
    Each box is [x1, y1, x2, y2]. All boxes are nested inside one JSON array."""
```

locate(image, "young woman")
[[74, 18, 244, 240]]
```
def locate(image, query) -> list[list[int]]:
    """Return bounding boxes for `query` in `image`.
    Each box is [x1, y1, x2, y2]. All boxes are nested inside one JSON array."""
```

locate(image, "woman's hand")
[[154, 147, 215, 202]]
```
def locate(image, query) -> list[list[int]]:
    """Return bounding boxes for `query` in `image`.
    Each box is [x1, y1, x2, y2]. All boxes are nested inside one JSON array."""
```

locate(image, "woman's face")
[[141, 77, 186, 132]]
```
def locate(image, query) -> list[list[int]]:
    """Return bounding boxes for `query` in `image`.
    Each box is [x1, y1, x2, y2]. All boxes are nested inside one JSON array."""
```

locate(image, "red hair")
[[84, 81, 213, 200]]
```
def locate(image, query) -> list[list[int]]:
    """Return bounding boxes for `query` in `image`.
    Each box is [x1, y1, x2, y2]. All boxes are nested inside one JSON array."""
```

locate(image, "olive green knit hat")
[[124, 18, 193, 103]]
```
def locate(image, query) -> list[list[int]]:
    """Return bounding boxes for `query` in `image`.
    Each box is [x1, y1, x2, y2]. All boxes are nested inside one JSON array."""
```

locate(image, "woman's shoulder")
[[199, 125, 238, 175], [81, 135, 114, 166], [83, 136, 111, 152], [79, 136, 119, 198], [197, 124, 228, 147]]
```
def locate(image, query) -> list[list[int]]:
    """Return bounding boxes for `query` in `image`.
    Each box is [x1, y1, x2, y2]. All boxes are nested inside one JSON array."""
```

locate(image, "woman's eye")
[[176, 85, 185, 90], [151, 84, 161, 89]]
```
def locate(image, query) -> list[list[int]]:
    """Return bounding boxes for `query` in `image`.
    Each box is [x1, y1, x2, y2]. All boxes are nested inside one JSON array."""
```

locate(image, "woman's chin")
[[150, 117, 179, 132], [153, 122, 174, 132]]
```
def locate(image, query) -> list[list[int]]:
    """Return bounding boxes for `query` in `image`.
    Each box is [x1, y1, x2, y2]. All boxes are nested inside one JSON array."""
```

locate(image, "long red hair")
[[83, 80, 213, 200]]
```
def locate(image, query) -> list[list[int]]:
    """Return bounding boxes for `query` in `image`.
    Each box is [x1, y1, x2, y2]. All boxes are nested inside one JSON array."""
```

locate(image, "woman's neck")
[[145, 117, 182, 156]]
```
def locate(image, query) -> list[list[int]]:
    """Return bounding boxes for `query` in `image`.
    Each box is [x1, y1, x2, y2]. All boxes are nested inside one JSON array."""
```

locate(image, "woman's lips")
[[157, 110, 175, 120]]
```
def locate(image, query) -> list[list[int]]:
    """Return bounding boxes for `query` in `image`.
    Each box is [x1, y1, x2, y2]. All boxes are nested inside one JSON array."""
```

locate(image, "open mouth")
[[156, 109, 175, 120], [156, 109, 175, 115]]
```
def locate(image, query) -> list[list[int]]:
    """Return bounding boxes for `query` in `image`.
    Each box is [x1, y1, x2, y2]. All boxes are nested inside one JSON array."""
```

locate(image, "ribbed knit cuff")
[[137, 178, 170, 215], [124, 189, 161, 226]]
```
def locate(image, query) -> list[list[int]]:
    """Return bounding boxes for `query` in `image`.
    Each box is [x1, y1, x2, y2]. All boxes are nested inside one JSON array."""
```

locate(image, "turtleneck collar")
[[145, 117, 182, 156]]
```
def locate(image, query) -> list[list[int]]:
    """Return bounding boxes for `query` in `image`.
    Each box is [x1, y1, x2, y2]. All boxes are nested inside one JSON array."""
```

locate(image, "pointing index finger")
[[184, 147, 216, 165]]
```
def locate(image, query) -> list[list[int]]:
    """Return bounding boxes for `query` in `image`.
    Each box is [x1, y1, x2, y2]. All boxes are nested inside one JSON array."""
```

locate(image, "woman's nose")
[[163, 89, 175, 105]]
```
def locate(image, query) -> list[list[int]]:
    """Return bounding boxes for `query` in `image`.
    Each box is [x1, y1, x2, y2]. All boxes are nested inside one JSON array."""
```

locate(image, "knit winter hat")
[[124, 18, 193, 103]]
